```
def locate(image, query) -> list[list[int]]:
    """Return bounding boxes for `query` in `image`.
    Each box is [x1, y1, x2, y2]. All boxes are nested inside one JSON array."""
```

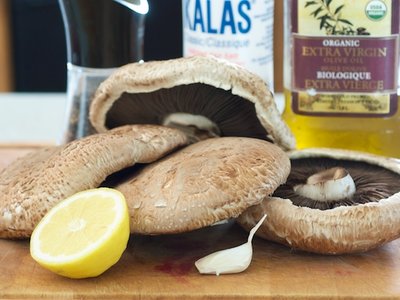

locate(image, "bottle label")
[[291, 0, 399, 117], [182, 0, 274, 88]]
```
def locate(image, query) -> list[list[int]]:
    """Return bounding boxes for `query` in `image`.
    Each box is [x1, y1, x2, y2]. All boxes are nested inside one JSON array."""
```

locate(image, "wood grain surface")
[[1, 146, 400, 299], [0, 145, 44, 170]]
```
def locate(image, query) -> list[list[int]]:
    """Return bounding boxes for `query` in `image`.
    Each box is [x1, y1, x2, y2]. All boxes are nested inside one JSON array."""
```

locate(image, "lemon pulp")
[[30, 188, 130, 279]]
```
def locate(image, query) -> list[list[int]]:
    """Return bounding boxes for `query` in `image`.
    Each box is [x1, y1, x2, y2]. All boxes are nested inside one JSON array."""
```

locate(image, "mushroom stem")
[[293, 167, 356, 202], [163, 112, 221, 142]]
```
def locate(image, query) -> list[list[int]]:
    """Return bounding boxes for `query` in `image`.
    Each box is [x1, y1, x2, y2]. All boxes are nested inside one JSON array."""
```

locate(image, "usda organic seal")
[[365, 0, 387, 20]]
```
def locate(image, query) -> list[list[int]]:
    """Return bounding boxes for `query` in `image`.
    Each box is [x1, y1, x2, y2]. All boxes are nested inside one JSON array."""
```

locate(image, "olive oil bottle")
[[283, 0, 400, 158]]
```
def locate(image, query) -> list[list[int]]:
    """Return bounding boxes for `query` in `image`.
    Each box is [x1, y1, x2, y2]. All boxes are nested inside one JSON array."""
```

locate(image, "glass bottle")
[[283, 0, 400, 158], [58, 0, 148, 143], [182, 0, 275, 90]]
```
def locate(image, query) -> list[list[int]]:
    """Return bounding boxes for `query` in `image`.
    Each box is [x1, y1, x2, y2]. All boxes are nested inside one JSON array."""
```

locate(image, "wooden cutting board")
[[1, 146, 400, 299]]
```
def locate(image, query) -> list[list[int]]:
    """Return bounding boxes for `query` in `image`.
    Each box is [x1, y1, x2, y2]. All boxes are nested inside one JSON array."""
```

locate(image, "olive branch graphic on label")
[[305, 0, 370, 35]]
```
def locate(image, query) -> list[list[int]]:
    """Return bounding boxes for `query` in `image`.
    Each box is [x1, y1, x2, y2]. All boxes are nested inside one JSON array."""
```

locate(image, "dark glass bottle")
[[58, 0, 148, 143]]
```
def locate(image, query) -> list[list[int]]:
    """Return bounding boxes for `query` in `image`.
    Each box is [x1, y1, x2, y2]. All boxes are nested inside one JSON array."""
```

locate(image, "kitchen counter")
[[1, 146, 400, 299]]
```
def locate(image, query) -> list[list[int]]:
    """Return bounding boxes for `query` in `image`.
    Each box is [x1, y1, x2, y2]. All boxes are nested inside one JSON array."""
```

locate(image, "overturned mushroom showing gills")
[[115, 137, 290, 235], [238, 148, 400, 255], [89, 55, 295, 150], [0, 125, 188, 239]]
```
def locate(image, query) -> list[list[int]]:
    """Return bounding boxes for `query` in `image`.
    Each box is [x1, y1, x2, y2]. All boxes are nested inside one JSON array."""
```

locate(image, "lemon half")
[[30, 188, 130, 279]]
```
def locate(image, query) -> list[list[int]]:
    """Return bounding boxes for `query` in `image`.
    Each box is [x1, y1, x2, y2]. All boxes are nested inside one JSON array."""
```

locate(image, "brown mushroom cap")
[[115, 137, 290, 235], [0, 125, 188, 239], [237, 148, 400, 254], [89, 56, 295, 151]]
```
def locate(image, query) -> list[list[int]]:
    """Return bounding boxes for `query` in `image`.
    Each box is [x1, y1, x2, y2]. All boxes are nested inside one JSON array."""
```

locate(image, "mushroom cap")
[[89, 55, 296, 151], [115, 137, 291, 235], [0, 125, 188, 239], [237, 148, 400, 254]]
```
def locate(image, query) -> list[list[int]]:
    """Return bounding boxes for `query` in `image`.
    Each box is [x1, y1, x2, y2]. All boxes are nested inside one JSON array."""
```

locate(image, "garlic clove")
[[195, 214, 267, 275], [195, 243, 252, 276]]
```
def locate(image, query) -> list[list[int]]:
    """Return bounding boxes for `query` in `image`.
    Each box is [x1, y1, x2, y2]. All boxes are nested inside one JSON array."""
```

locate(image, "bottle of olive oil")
[[283, 0, 400, 158]]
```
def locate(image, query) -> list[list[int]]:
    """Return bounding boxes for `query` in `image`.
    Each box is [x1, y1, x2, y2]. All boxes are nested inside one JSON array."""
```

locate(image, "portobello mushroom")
[[238, 148, 400, 255], [115, 137, 290, 235], [0, 125, 188, 239], [89, 55, 295, 150]]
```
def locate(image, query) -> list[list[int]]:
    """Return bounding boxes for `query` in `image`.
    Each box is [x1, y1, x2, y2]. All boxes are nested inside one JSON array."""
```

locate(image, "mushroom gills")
[[104, 83, 271, 142], [273, 157, 400, 210]]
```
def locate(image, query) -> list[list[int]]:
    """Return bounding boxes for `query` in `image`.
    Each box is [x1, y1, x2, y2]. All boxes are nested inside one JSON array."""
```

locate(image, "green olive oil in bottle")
[[283, 0, 400, 158]]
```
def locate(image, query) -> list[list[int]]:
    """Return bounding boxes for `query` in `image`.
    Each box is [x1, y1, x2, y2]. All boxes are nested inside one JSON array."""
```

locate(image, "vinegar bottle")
[[58, 0, 148, 143], [282, 0, 400, 158]]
